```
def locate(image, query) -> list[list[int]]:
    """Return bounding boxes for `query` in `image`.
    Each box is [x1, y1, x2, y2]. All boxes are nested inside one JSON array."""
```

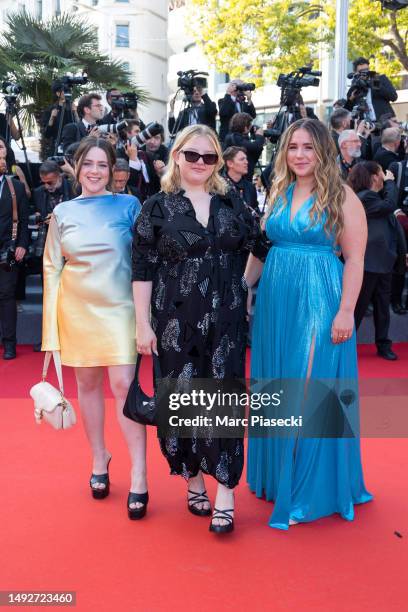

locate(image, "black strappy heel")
[[209, 508, 234, 534], [187, 489, 212, 517], [127, 491, 149, 520], [89, 456, 111, 500]]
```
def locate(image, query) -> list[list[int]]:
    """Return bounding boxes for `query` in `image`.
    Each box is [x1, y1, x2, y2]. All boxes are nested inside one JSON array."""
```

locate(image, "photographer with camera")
[[223, 112, 265, 181], [218, 80, 256, 143], [100, 88, 144, 128], [330, 108, 352, 154], [33, 160, 75, 221], [41, 80, 78, 158], [60, 93, 105, 152], [0, 150, 29, 360], [345, 57, 397, 122], [136, 124, 168, 196], [168, 85, 217, 134]]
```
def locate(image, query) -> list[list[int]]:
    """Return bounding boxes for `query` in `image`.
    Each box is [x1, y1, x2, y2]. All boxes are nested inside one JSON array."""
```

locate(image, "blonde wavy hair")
[[161, 125, 227, 195], [264, 119, 345, 243]]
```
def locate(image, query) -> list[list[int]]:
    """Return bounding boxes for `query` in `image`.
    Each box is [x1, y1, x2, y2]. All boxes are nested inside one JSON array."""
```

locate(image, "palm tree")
[[0, 10, 148, 156]]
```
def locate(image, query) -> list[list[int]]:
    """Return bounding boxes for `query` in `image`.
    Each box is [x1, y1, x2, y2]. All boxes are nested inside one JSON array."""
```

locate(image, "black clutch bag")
[[123, 353, 162, 426]]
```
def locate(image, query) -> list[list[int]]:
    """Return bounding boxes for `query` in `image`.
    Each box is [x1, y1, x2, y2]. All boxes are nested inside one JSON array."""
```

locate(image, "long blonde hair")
[[264, 119, 345, 243], [161, 125, 227, 195]]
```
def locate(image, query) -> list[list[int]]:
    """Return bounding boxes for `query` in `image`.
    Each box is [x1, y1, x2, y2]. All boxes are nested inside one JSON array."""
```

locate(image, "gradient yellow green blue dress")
[[247, 183, 373, 529], [42, 194, 140, 367]]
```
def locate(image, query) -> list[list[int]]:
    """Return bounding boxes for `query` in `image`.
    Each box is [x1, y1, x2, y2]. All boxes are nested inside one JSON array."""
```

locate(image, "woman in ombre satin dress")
[[245, 120, 373, 530], [42, 138, 146, 515]]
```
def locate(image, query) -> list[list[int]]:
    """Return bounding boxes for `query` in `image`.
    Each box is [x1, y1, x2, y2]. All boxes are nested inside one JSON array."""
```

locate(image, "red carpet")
[[0, 346, 407, 611]]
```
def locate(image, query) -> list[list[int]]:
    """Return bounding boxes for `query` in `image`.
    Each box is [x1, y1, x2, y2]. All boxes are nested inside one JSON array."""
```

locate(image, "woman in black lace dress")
[[132, 125, 266, 533]]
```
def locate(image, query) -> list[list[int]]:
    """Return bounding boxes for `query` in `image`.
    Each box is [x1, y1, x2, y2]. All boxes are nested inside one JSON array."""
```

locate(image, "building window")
[[122, 62, 130, 72], [115, 0, 129, 2], [116, 24, 129, 47], [91, 0, 98, 5], [37, 0, 43, 18]]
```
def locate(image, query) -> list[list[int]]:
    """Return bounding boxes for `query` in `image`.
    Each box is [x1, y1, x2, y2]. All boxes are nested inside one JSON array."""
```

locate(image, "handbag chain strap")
[[42, 351, 65, 396]]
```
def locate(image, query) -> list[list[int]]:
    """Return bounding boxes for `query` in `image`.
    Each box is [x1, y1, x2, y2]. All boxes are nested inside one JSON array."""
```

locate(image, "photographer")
[[218, 80, 256, 142], [223, 146, 259, 212], [138, 125, 168, 196], [100, 88, 144, 127], [0, 151, 29, 360], [345, 57, 397, 122], [60, 93, 105, 152], [41, 80, 77, 157], [0, 111, 20, 142], [373, 127, 403, 172], [223, 112, 265, 180], [337, 129, 364, 180], [348, 161, 399, 360], [168, 86, 217, 135], [116, 121, 150, 202], [33, 160, 75, 220]]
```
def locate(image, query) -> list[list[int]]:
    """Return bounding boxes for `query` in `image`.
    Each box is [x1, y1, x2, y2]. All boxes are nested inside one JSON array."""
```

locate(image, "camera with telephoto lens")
[[177, 70, 208, 97], [131, 122, 163, 147], [98, 120, 129, 135]]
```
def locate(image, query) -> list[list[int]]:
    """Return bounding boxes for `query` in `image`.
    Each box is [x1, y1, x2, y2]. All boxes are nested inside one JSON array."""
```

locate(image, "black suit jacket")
[[32, 177, 75, 219], [373, 146, 400, 172], [218, 95, 256, 142], [61, 121, 89, 152], [346, 74, 398, 120], [358, 181, 398, 273], [168, 94, 217, 134], [0, 177, 29, 251]]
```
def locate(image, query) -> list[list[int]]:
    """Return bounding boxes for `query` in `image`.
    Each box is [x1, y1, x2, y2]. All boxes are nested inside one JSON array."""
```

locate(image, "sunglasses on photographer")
[[180, 150, 219, 165]]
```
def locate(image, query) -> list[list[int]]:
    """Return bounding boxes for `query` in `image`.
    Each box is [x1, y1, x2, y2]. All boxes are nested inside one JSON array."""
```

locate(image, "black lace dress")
[[132, 189, 267, 488]]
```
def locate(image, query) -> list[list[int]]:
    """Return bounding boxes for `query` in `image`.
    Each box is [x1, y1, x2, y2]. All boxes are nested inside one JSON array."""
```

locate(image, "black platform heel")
[[187, 489, 212, 516], [89, 456, 111, 500], [209, 508, 234, 534], [127, 491, 149, 520]]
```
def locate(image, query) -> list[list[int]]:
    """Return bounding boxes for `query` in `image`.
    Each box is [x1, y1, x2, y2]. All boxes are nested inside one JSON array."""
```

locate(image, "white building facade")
[[0, 0, 169, 125]]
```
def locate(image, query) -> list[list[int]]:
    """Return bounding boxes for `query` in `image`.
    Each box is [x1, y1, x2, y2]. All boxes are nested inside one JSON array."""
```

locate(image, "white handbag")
[[30, 351, 76, 430]]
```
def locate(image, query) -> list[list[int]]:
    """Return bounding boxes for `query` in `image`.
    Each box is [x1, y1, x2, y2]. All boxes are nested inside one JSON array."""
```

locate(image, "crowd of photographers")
[[0, 58, 407, 359]]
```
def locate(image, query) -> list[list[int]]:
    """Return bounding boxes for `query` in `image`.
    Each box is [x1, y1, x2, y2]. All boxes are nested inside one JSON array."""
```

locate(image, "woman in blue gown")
[[245, 119, 373, 529]]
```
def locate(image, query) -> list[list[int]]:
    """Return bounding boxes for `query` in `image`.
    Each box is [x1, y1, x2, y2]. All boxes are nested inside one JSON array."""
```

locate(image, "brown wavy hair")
[[264, 119, 346, 243], [161, 125, 227, 195]]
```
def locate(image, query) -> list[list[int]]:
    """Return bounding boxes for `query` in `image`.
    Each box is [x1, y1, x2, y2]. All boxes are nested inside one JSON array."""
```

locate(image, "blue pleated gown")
[[247, 183, 373, 529]]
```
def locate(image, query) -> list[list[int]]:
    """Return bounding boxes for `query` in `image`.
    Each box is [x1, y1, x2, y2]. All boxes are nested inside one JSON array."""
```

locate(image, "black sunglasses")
[[180, 150, 219, 165]]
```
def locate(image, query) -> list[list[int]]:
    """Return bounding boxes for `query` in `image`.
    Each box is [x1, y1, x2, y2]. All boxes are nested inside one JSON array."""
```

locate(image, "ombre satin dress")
[[42, 194, 141, 367], [247, 183, 373, 529]]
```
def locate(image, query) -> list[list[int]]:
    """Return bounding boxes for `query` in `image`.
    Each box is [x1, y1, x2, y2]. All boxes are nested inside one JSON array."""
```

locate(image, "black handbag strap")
[[135, 353, 162, 380]]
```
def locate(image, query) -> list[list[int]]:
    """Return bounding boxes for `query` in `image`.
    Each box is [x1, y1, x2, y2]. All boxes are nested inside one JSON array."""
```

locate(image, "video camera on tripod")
[[267, 66, 321, 143], [177, 70, 209, 99], [347, 69, 380, 126], [53, 73, 88, 154]]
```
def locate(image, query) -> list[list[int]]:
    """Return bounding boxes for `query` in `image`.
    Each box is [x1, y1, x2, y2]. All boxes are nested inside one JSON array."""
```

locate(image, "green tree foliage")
[[0, 11, 148, 132], [189, 0, 408, 85]]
